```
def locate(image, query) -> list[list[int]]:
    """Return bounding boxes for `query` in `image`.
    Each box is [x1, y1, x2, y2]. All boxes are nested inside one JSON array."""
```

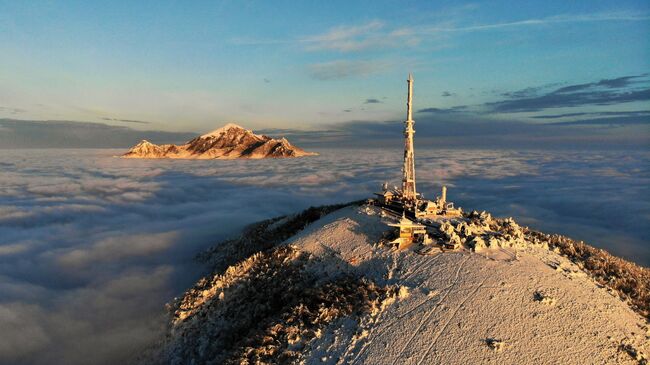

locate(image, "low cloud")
[[0, 151, 367, 364], [56, 232, 178, 269], [0, 146, 648, 364], [364, 98, 382, 104]]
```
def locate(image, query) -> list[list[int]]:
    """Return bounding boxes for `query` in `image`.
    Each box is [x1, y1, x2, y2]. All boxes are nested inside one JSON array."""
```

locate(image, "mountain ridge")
[[122, 123, 317, 159], [141, 201, 649, 364]]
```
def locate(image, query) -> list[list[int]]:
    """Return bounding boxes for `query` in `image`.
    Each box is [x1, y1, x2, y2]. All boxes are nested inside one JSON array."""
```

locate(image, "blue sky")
[[0, 0, 648, 134]]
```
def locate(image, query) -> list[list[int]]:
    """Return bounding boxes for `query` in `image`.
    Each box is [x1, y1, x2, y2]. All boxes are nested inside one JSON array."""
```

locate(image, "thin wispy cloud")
[[232, 21, 421, 52], [232, 10, 649, 53], [417, 11, 650, 34], [307, 60, 391, 80], [302, 20, 423, 52]]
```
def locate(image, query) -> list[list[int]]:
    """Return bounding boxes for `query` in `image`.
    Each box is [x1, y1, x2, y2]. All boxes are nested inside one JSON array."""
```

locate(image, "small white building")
[[388, 215, 428, 249]]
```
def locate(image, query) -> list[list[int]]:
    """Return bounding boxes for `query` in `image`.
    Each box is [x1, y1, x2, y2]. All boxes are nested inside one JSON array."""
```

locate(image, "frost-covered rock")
[[469, 235, 487, 251], [436, 212, 530, 251]]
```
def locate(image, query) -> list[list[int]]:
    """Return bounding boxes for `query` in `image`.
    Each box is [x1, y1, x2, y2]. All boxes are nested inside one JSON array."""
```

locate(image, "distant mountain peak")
[[200, 123, 248, 138], [123, 123, 317, 159]]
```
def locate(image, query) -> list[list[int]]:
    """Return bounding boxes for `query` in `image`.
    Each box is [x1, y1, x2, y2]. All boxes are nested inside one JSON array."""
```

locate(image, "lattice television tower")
[[402, 73, 417, 203]]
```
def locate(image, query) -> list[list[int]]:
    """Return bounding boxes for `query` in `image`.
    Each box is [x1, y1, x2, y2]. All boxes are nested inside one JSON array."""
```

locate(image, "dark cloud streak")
[[544, 115, 650, 126], [419, 74, 650, 117], [489, 74, 650, 113], [417, 106, 468, 114], [100, 117, 151, 124], [533, 110, 650, 119], [488, 87, 650, 113]]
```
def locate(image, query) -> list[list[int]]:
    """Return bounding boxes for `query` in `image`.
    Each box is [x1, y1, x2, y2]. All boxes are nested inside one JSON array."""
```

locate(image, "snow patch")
[[199, 122, 248, 138]]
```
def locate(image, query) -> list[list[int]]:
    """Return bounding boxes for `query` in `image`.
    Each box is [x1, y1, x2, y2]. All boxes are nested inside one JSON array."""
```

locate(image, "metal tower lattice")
[[402, 73, 417, 202]]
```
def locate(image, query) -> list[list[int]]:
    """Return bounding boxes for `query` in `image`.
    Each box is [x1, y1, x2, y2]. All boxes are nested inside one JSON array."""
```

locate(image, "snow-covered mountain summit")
[[199, 123, 249, 138], [144, 202, 648, 364], [123, 123, 317, 159]]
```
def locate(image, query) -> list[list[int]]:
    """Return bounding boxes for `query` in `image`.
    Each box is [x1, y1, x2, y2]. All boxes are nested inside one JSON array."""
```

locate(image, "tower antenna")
[[402, 73, 417, 205]]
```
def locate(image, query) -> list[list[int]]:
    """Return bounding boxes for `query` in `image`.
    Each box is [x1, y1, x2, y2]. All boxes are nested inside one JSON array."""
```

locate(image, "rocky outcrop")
[[123, 123, 317, 159], [434, 211, 530, 252], [122, 140, 179, 158]]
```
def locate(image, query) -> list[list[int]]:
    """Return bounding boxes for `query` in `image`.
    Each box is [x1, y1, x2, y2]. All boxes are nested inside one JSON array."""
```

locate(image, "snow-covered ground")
[[290, 206, 647, 364], [162, 204, 647, 364]]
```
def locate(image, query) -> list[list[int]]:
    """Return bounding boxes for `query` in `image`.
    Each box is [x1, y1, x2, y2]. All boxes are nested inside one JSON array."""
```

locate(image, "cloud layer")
[[0, 147, 648, 364], [0, 119, 196, 148]]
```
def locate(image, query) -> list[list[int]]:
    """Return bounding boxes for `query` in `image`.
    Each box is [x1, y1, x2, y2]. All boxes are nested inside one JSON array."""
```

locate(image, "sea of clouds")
[[0, 148, 648, 364]]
